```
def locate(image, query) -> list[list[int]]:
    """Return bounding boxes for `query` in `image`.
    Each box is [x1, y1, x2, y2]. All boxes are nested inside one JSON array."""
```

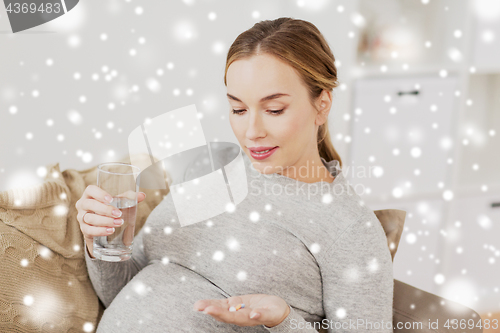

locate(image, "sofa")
[[0, 155, 483, 332]]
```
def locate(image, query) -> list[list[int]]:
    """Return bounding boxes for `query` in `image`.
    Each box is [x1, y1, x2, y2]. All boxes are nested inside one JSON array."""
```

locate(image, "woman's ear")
[[315, 90, 332, 126]]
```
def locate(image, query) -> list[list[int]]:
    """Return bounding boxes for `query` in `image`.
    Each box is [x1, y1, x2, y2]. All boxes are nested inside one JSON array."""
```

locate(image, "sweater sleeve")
[[263, 213, 394, 332], [319, 214, 394, 332], [263, 305, 320, 332], [84, 225, 149, 308]]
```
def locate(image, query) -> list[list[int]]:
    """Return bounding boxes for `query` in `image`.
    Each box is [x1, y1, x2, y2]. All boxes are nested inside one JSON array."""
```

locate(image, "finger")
[[202, 305, 238, 324], [204, 305, 222, 316], [193, 299, 227, 312], [122, 223, 134, 246], [82, 185, 114, 204], [80, 220, 115, 238], [80, 211, 123, 228], [249, 309, 262, 319], [138, 192, 146, 202], [249, 307, 278, 324], [226, 295, 244, 305], [78, 198, 123, 219], [115, 189, 138, 201], [193, 300, 207, 311]]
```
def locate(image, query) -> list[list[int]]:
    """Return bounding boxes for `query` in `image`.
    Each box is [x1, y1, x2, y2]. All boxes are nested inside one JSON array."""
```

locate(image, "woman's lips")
[[249, 146, 279, 160]]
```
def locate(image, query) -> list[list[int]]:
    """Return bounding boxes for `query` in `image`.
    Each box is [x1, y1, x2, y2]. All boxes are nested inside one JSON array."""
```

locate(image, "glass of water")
[[94, 162, 141, 262]]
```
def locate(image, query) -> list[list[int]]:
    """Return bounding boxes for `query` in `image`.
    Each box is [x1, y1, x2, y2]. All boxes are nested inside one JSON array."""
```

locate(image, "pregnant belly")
[[95, 262, 269, 333]]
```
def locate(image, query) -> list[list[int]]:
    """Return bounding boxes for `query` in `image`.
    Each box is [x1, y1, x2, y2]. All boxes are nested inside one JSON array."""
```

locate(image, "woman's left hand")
[[193, 294, 290, 328]]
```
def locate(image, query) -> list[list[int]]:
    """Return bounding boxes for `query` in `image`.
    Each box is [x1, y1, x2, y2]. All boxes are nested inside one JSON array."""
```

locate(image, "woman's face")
[[227, 53, 329, 175]]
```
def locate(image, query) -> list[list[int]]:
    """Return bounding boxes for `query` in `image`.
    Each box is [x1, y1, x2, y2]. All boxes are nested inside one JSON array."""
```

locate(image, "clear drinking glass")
[[94, 162, 141, 262]]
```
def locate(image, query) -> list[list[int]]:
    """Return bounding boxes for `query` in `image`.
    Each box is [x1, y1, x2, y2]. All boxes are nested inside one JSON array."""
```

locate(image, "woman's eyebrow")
[[226, 93, 290, 103]]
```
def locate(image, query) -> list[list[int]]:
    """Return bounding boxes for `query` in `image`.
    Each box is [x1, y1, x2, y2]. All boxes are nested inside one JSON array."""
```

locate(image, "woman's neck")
[[277, 156, 336, 184]]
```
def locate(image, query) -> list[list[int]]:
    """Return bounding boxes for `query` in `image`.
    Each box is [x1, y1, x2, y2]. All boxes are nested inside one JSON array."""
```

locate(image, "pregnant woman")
[[77, 17, 393, 332]]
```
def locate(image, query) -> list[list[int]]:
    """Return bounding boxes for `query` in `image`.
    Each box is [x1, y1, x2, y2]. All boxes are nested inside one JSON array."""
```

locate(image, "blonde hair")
[[224, 17, 342, 168]]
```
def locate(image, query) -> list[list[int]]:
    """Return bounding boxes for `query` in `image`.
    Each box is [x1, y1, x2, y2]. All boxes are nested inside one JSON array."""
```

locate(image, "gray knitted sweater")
[[85, 150, 393, 332]]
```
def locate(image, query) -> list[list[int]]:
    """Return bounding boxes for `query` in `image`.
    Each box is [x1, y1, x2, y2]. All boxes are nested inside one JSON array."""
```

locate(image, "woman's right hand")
[[75, 185, 146, 257]]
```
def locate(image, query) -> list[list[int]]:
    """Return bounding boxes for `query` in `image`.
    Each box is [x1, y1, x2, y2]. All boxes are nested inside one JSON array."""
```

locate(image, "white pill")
[[229, 306, 236, 312]]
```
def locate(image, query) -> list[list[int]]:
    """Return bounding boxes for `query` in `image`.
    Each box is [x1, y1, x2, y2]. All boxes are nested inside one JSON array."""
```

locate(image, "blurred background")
[[1, 0, 499, 325]]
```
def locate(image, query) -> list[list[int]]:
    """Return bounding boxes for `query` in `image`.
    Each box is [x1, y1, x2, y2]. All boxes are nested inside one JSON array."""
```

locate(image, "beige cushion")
[[0, 154, 169, 332], [374, 209, 407, 261]]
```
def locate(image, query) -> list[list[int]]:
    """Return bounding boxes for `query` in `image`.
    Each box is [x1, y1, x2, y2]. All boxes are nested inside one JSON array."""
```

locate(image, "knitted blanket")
[[0, 154, 169, 332]]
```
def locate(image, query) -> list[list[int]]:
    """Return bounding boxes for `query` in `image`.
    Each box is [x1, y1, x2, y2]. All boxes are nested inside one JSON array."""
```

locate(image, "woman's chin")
[[254, 163, 280, 175]]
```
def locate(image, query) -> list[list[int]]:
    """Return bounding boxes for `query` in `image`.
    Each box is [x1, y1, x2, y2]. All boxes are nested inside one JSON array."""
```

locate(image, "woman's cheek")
[[238, 124, 252, 145], [280, 114, 303, 139], [229, 116, 242, 136]]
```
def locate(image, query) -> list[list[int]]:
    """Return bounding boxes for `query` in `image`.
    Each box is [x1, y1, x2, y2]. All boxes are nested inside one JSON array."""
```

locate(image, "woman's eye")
[[231, 109, 284, 115], [268, 109, 284, 115]]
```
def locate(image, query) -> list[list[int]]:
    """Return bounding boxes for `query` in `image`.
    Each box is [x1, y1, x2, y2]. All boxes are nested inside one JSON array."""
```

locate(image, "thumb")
[[249, 307, 272, 321], [138, 192, 147, 202]]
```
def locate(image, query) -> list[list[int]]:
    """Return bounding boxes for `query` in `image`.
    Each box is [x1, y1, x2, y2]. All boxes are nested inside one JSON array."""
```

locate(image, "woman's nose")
[[245, 110, 266, 140]]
